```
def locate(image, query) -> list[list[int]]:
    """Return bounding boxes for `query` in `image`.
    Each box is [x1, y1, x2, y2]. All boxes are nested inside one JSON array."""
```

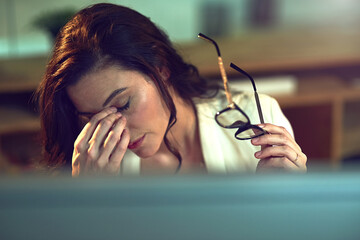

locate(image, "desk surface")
[[1, 173, 360, 240]]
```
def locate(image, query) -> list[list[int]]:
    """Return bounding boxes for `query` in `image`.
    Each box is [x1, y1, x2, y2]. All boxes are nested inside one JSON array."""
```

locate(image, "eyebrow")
[[102, 87, 127, 107], [77, 87, 127, 116]]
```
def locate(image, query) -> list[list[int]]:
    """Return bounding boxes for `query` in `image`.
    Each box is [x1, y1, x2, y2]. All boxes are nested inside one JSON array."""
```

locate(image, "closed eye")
[[116, 97, 130, 112]]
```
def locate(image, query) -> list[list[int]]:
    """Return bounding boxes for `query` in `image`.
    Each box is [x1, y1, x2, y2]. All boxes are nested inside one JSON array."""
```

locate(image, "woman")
[[36, 3, 306, 176]]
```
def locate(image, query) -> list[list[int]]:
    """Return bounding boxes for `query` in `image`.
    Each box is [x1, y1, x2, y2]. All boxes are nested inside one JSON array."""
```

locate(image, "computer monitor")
[[1, 172, 360, 240]]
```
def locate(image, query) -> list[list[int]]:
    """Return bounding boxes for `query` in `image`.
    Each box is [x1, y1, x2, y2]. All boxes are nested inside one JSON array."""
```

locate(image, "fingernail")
[[252, 138, 259, 144], [255, 151, 261, 158], [116, 112, 122, 117], [258, 124, 265, 128]]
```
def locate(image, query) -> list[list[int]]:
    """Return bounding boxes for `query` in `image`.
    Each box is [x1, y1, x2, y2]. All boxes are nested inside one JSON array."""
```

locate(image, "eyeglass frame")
[[198, 33, 267, 140]]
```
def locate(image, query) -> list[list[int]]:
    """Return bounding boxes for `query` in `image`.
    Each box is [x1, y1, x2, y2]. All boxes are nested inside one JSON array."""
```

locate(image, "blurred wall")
[[0, 0, 360, 58]]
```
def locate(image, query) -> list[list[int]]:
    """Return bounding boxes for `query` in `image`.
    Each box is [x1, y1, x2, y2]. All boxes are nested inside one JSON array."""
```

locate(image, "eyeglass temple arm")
[[198, 33, 233, 106], [254, 91, 265, 124], [230, 63, 265, 124]]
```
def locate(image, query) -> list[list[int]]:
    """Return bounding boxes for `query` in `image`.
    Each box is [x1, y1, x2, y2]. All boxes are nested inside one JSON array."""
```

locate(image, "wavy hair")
[[35, 3, 218, 170]]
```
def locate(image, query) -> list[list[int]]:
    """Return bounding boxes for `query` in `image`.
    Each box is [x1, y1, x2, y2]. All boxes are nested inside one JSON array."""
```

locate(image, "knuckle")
[[108, 156, 122, 167], [280, 126, 287, 133], [108, 131, 117, 140], [115, 117, 126, 129], [74, 140, 86, 152], [107, 132, 119, 143], [282, 145, 291, 155], [278, 134, 287, 143], [90, 115, 102, 124], [87, 139, 96, 149], [100, 118, 113, 128], [115, 141, 127, 153], [302, 153, 308, 162], [116, 144, 127, 153], [87, 146, 97, 160], [256, 135, 264, 143], [280, 156, 287, 163], [95, 159, 106, 169]]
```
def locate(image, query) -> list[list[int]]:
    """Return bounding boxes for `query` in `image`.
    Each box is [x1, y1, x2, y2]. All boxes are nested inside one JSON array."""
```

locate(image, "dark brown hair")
[[36, 3, 218, 170]]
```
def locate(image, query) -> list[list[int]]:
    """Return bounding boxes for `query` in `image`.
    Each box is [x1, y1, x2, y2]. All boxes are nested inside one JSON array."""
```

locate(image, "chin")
[[132, 146, 157, 159], [130, 136, 163, 159]]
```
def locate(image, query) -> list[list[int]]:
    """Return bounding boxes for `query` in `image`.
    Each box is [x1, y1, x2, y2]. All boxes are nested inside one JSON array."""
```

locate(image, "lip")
[[128, 135, 145, 150]]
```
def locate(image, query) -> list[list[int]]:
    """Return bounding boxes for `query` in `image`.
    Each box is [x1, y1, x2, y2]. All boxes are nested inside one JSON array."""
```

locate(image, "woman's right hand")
[[72, 107, 130, 177]]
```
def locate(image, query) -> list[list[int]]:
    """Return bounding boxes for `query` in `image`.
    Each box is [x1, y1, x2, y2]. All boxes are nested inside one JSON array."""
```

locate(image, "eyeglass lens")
[[235, 126, 265, 140], [216, 109, 248, 128]]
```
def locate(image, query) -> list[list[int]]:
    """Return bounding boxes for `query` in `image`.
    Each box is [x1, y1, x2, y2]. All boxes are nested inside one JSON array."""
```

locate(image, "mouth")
[[128, 134, 145, 150]]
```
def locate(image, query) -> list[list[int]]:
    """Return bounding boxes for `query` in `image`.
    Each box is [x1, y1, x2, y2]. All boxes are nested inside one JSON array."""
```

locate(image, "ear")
[[157, 66, 170, 81]]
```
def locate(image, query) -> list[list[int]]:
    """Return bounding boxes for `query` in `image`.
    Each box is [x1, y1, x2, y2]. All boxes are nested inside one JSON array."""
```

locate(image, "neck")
[[141, 93, 205, 174]]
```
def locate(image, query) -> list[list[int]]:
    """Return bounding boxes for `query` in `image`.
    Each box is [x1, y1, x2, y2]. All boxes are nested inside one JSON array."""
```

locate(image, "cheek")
[[126, 92, 169, 131], [127, 104, 151, 128]]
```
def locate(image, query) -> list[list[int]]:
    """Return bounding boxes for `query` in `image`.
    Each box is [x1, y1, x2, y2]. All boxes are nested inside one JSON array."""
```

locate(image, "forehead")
[[66, 66, 149, 112], [80, 65, 137, 87]]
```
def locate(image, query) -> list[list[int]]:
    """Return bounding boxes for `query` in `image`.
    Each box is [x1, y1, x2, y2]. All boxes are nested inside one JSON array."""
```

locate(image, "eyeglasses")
[[198, 33, 266, 140]]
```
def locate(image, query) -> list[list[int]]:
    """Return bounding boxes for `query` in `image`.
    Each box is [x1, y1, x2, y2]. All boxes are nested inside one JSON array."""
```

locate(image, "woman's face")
[[66, 65, 170, 158]]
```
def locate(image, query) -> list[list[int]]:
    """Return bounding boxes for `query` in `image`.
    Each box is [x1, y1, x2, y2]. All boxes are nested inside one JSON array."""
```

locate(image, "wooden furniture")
[[0, 56, 47, 169], [1, 28, 360, 169], [274, 77, 360, 167], [0, 55, 47, 132], [179, 28, 360, 77]]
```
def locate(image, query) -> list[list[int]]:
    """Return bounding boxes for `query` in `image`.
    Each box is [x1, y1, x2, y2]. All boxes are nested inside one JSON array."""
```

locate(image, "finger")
[[294, 152, 307, 169], [254, 145, 303, 167], [106, 128, 130, 174], [252, 127, 301, 152], [258, 123, 294, 140], [257, 157, 300, 172], [72, 151, 81, 177], [86, 112, 122, 172], [266, 123, 301, 151], [75, 107, 117, 152], [88, 112, 122, 153], [257, 146, 307, 171], [97, 116, 127, 169]]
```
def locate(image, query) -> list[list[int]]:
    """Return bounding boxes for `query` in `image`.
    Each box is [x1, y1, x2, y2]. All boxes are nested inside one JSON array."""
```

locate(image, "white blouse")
[[120, 92, 293, 175]]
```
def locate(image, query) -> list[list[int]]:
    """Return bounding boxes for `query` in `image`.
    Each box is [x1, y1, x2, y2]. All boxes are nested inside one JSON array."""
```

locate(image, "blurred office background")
[[1, 0, 360, 173]]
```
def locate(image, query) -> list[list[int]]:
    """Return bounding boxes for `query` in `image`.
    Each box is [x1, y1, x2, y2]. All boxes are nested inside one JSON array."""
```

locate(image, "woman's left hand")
[[251, 123, 307, 173]]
